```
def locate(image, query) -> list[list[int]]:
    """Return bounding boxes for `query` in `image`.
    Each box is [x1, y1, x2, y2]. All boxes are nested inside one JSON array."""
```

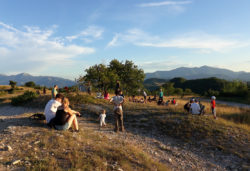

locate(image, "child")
[[98, 109, 106, 129], [211, 96, 216, 119]]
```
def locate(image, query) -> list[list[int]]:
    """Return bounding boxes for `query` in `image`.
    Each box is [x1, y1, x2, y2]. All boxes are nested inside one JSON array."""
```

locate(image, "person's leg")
[[120, 110, 124, 132], [114, 112, 119, 132], [213, 108, 216, 119], [67, 114, 79, 130]]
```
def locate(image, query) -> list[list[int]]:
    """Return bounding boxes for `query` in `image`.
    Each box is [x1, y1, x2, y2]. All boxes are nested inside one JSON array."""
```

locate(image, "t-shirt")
[[110, 95, 124, 110], [143, 91, 147, 97], [44, 99, 62, 123], [211, 100, 216, 108], [100, 114, 106, 121], [159, 92, 163, 98], [190, 103, 201, 115], [52, 88, 58, 99], [53, 109, 69, 125]]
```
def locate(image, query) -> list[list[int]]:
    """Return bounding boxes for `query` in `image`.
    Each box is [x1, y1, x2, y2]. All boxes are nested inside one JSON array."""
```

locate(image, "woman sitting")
[[53, 97, 81, 131], [104, 90, 110, 100]]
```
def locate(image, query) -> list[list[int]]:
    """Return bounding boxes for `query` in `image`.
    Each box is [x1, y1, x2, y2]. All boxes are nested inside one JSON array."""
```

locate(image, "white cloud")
[[139, 58, 193, 72], [138, 1, 192, 7], [107, 29, 249, 52], [66, 26, 104, 43], [107, 34, 119, 47], [0, 22, 95, 74]]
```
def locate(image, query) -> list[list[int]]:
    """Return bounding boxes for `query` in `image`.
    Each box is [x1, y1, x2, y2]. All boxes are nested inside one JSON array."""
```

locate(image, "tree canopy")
[[79, 59, 145, 95]]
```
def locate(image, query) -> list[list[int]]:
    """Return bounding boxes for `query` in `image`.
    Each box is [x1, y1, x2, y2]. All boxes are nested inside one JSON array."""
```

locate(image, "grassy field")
[[1, 88, 250, 170]]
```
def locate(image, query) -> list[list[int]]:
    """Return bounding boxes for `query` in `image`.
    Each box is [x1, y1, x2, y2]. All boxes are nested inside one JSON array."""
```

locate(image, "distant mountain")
[[0, 73, 75, 87], [146, 66, 250, 81]]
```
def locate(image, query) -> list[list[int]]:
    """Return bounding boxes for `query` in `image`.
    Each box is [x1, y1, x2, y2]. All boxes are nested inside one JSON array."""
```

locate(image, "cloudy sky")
[[0, 0, 250, 80]]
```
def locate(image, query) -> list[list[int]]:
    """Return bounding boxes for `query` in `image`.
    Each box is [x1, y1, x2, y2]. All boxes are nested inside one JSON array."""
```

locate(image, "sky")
[[0, 0, 250, 80]]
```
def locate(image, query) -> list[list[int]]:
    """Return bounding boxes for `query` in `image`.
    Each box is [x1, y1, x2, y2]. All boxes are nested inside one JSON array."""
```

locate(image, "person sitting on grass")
[[171, 98, 176, 105], [44, 93, 64, 126], [53, 97, 81, 131], [98, 109, 106, 130], [184, 100, 192, 113], [104, 90, 110, 100], [165, 100, 170, 106], [190, 99, 201, 115]]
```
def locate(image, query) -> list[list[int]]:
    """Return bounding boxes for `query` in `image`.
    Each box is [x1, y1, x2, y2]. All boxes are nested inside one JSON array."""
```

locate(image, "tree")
[[9, 80, 17, 89], [81, 59, 145, 95], [25, 81, 36, 87]]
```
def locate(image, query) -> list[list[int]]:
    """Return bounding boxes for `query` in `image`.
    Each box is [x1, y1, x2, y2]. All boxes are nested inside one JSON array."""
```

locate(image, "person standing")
[[159, 89, 164, 101], [110, 90, 124, 132], [211, 96, 216, 119], [87, 81, 92, 95], [98, 109, 107, 130], [143, 90, 147, 104], [52, 85, 58, 99], [115, 80, 120, 94], [43, 86, 46, 95]]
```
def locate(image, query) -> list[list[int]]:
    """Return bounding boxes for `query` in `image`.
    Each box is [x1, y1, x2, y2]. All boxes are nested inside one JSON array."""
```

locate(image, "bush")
[[11, 91, 38, 106], [25, 81, 36, 87], [0, 91, 7, 96]]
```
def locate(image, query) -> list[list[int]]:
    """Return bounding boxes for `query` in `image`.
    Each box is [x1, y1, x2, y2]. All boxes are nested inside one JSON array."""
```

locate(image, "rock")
[[168, 158, 172, 163], [117, 168, 123, 171], [34, 141, 40, 145], [4, 145, 12, 151], [12, 160, 21, 165], [25, 161, 31, 166], [103, 161, 108, 167]]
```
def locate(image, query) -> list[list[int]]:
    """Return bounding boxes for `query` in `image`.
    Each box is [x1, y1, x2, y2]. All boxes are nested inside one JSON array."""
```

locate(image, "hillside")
[[143, 78, 168, 91], [146, 66, 250, 81], [0, 73, 75, 87], [0, 89, 249, 170]]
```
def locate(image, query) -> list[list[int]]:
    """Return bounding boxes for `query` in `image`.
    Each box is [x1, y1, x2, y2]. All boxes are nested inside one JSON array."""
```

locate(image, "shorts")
[[55, 122, 70, 130]]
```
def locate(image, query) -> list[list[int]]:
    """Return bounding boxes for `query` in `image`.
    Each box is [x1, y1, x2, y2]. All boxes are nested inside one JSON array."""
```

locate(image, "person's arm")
[[65, 108, 81, 116]]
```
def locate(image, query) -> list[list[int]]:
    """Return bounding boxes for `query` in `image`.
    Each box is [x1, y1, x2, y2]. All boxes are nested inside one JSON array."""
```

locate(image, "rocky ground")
[[0, 104, 249, 171]]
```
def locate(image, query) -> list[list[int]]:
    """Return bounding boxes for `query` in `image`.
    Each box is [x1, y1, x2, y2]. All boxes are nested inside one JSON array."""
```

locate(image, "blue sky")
[[0, 0, 250, 80]]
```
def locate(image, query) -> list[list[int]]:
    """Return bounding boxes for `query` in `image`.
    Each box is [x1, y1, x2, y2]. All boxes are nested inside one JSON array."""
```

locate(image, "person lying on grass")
[[52, 97, 81, 131]]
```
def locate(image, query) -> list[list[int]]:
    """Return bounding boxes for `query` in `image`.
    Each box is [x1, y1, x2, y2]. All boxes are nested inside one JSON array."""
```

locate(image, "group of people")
[[184, 96, 216, 119], [44, 83, 125, 132]]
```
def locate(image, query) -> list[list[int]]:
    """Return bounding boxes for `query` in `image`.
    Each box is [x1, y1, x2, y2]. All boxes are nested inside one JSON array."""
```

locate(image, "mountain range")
[[146, 66, 250, 81], [0, 73, 75, 87]]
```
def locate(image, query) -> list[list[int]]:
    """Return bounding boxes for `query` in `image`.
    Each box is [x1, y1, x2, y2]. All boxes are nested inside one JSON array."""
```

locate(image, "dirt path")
[[0, 104, 246, 170]]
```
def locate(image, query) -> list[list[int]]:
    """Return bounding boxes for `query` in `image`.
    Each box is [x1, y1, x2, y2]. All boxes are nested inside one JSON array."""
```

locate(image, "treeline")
[[168, 77, 250, 98]]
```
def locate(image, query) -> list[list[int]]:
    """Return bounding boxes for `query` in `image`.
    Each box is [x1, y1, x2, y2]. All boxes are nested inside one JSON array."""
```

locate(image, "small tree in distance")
[[9, 80, 17, 89], [25, 81, 36, 87]]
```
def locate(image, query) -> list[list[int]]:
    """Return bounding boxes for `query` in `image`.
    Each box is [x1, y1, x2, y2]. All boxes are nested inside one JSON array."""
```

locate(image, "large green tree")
[[80, 59, 145, 95]]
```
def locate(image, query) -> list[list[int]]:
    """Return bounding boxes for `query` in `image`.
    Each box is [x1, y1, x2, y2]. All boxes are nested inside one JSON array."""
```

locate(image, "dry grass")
[[1, 123, 169, 171]]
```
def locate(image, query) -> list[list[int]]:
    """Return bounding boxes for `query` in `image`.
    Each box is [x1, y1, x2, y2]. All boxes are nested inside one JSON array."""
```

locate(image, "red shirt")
[[211, 100, 216, 108]]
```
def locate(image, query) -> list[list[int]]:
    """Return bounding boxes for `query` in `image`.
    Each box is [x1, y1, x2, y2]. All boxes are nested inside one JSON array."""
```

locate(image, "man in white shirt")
[[190, 99, 201, 115], [143, 90, 147, 103], [110, 90, 124, 132], [44, 93, 64, 125]]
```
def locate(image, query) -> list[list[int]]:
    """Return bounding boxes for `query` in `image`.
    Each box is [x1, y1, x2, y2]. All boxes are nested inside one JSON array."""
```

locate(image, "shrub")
[[25, 81, 36, 87], [0, 90, 7, 96], [11, 91, 38, 106]]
